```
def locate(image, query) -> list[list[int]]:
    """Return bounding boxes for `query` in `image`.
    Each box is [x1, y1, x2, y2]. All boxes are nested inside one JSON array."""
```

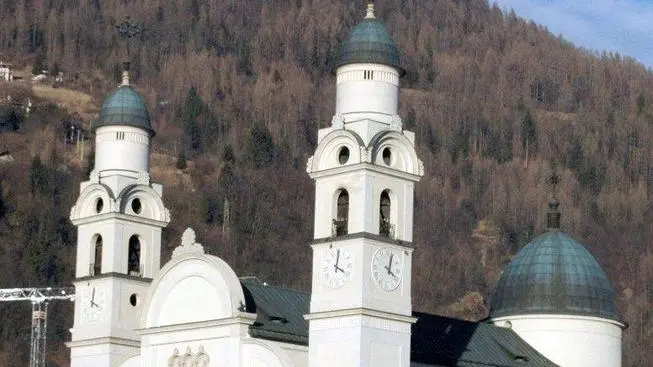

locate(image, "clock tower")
[[305, 3, 423, 367], [67, 68, 170, 367]]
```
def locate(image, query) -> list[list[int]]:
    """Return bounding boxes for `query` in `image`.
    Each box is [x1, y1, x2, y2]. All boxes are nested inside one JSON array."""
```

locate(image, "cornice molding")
[[311, 232, 414, 249], [66, 336, 140, 349], [74, 272, 153, 283], [308, 162, 421, 182], [304, 307, 416, 324], [137, 313, 257, 335]]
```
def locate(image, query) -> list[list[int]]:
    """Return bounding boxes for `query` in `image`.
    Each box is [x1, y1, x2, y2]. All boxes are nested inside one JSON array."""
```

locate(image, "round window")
[[129, 293, 138, 307], [131, 198, 142, 214], [382, 147, 392, 165], [95, 198, 104, 213], [338, 147, 350, 165]]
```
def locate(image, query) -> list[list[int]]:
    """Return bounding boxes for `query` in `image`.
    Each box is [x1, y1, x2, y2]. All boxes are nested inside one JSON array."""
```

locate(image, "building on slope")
[[67, 2, 623, 366]]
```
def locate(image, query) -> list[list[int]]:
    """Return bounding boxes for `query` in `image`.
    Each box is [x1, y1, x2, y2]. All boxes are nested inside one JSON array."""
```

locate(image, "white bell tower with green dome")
[[67, 65, 170, 367], [305, 2, 423, 367]]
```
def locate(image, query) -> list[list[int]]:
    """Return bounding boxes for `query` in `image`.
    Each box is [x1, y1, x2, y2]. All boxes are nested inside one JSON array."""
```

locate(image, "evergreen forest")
[[0, 0, 652, 365]]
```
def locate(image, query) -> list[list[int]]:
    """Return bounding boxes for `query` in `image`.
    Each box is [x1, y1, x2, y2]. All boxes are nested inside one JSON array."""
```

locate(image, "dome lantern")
[[334, 1, 405, 76], [490, 174, 619, 321], [95, 77, 154, 136]]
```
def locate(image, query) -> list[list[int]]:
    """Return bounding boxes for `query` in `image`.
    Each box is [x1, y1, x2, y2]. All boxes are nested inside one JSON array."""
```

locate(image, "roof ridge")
[[240, 280, 310, 296]]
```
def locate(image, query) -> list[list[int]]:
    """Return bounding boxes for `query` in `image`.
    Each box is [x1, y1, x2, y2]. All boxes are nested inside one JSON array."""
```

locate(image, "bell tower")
[[306, 3, 423, 367], [67, 22, 170, 366]]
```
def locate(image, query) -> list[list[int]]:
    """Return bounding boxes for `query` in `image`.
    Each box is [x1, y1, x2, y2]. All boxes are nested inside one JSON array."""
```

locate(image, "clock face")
[[322, 247, 353, 289], [81, 286, 104, 323], [371, 247, 402, 291]]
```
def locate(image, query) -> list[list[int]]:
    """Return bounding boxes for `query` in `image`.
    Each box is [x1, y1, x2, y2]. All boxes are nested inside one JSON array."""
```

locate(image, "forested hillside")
[[1, 0, 652, 365]]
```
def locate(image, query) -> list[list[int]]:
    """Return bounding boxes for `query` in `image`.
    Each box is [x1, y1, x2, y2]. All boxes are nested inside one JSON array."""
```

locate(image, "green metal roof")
[[335, 18, 405, 76], [240, 278, 557, 366], [241, 278, 309, 345], [490, 231, 617, 321], [412, 313, 559, 366], [96, 85, 154, 135]]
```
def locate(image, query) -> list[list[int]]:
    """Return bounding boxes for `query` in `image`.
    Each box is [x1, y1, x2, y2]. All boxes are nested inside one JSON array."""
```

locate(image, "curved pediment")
[[117, 184, 170, 223], [368, 130, 423, 176], [70, 183, 116, 221], [142, 229, 245, 328], [308, 129, 365, 173]]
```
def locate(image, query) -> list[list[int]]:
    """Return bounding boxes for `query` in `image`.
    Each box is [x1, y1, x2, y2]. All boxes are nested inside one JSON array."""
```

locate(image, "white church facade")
[[66, 3, 625, 367]]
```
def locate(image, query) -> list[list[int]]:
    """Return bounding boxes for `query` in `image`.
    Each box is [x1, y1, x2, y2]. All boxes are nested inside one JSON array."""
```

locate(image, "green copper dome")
[[96, 84, 154, 136], [490, 231, 617, 320], [335, 8, 405, 76]]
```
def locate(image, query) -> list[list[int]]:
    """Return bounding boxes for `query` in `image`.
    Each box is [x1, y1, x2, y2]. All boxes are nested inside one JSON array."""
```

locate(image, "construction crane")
[[0, 287, 75, 367]]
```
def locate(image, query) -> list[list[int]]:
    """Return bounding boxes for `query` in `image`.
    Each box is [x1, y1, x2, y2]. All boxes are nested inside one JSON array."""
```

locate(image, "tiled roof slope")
[[239, 279, 558, 366], [241, 278, 310, 345], [411, 313, 559, 367]]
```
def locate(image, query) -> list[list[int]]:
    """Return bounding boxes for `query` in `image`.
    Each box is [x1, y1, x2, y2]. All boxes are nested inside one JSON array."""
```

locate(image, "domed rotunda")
[[490, 199, 626, 367]]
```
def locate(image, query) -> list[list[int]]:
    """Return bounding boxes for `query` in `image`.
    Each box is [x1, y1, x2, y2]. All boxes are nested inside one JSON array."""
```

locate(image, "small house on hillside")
[[0, 62, 12, 81]]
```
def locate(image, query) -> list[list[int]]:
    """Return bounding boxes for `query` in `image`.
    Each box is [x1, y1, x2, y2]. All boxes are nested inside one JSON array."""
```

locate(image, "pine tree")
[[245, 124, 275, 169], [176, 149, 187, 170], [182, 87, 205, 154], [29, 155, 49, 197], [521, 110, 537, 164]]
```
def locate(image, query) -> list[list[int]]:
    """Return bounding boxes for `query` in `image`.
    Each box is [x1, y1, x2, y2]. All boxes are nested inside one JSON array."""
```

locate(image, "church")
[[65, 3, 625, 366]]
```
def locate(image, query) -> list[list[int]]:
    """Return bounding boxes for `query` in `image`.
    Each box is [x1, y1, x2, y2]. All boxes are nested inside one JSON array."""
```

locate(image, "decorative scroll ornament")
[[172, 227, 205, 258], [181, 347, 193, 366], [164, 207, 172, 223], [196, 345, 210, 367], [167, 346, 210, 367], [306, 155, 314, 173], [108, 198, 118, 213], [168, 348, 181, 367], [390, 115, 403, 132], [418, 159, 425, 176], [137, 171, 151, 185], [89, 170, 100, 184], [331, 114, 345, 129], [360, 146, 372, 163]]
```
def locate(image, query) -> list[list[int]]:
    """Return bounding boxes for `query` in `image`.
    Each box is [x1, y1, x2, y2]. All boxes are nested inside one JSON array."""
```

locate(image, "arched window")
[[379, 190, 392, 237], [128, 235, 141, 276], [333, 190, 349, 236], [93, 235, 102, 276]]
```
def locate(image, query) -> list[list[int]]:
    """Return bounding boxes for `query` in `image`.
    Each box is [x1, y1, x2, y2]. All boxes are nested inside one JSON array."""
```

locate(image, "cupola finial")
[[365, 0, 376, 19], [547, 170, 561, 231], [121, 61, 130, 86], [116, 17, 141, 86]]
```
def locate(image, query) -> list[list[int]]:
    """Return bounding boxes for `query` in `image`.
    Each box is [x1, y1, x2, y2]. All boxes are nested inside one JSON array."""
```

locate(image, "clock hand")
[[384, 265, 396, 278], [90, 287, 95, 305], [387, 253, 394, 274], [334, 249, 342, 272]]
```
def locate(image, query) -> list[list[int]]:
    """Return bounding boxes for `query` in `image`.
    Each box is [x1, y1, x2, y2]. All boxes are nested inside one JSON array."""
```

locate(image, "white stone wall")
[[312, 168, 416, 241], [491, 314, 624, 367], [95, 126, 150, 173], [74, 219, 163, 278], [70, 343, 139, 367], [336, 63, 399, 118], [307, 314, 411, 367]]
